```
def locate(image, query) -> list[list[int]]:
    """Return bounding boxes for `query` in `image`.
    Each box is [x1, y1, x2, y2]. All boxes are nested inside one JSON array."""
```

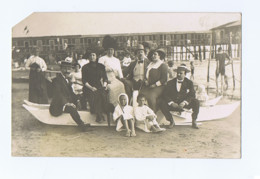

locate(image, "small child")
[[134, 94, 166, 133], [70, 63, 84, 110], [113, 93, 136, 137], [196, 84, 209, 106]]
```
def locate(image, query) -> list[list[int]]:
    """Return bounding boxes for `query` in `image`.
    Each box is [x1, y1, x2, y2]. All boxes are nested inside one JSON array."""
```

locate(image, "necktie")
[[177, 80, 183, 83], [138, 60, 143, 64]]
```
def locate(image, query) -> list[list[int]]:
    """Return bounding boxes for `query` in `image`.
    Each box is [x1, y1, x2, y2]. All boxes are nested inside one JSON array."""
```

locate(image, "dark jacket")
[[124, 57, 149, 80], [147, 63, 168, 86], [49, 73, 77, 116], [162, 77, 196, 104], [81, 62, 108, 89]]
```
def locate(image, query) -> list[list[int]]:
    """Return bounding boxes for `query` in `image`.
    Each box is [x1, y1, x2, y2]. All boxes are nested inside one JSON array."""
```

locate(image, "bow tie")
[[138, 60, 144, 64], [177, 80, 183, 83]]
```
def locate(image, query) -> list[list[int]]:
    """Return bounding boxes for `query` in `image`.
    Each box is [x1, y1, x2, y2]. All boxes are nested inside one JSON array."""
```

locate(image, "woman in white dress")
[[98, 35, 125, 107]]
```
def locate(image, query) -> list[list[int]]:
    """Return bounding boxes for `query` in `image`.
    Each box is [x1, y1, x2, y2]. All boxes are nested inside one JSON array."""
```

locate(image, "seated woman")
[[81, 50, 108, 123], [140, 48, 168, 112], [98, 35, 126, 107]]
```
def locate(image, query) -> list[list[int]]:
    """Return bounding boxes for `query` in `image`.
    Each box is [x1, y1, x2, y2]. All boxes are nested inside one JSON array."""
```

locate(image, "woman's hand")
[[91, 87, 97, 92], [150, 84, 156, 88], [105, 66, 113, 72]]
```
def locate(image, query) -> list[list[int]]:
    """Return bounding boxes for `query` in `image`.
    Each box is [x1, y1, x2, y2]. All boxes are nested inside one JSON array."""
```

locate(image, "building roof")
[[210, 20, 241, 30], [12, 12, 240, 38]]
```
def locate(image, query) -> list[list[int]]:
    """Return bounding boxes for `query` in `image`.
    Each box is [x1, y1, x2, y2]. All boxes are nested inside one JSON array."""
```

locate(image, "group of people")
[[26, 35, 232, 135]]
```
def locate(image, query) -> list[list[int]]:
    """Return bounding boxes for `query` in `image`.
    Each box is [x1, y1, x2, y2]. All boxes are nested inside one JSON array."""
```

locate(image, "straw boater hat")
[[174, 64, 191, 73], [102, 35, 117, 50]]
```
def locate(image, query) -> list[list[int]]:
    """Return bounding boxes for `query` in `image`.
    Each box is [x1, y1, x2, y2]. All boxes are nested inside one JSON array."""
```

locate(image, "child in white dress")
[[196, 84, 209, 106], [134, 94, 165, 133], [113, 93, 136, 137]]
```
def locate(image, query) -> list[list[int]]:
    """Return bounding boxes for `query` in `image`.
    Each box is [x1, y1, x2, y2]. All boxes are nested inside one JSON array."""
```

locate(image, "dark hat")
[[85, 48, 99, 58], [60, 60, 73, 67], [136, 44, 145, 51], [174, 64, 191, 73], [29, 62, 40, 69], [148, 48, 166, 60], [142, 41, 153, 49], [102, 35, 117, 50]]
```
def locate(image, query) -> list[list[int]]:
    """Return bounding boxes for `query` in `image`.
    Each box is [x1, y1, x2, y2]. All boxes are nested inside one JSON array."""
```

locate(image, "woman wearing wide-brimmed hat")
[[139, 48, 168, 112], [98, 35, 126, 107], [81, 49, 109, 122]]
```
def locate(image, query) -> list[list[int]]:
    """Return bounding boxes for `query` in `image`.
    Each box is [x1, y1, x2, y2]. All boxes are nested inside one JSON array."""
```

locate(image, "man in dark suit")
[[159, 64, 200, 129], [123, 44, 150, 100], [49, 60, 89, 132]]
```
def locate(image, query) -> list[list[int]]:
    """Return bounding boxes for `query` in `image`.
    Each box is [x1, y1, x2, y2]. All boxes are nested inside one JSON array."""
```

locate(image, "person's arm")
[[117, 60, 124, 79], [150, 63, 168, 87], [225, 53, 232, 66], [24, 57, 31, 70], [41, 58, 47, 71]]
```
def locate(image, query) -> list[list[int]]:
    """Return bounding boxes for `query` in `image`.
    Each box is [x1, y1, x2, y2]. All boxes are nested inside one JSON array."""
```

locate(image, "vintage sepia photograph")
[[11, 12, 241, 158]]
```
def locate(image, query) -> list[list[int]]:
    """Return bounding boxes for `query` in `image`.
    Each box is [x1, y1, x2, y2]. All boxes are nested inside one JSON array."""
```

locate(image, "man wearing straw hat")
[[49, 60, 90, 132], [159, 64, 200, 129]]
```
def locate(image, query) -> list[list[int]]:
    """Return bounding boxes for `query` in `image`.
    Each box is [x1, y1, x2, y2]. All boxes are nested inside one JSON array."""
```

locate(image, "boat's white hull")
[[23, 99, 239, 127]]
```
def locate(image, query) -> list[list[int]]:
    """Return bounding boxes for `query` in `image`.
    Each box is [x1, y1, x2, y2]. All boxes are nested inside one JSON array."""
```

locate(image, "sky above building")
[[12, 12, 241, 38]]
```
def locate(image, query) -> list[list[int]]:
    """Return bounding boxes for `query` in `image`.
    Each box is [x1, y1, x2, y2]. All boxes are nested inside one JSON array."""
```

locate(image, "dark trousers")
[[64, 105, 85, 127], [124, 79, 144, 100], [159, 98, 200, 123]]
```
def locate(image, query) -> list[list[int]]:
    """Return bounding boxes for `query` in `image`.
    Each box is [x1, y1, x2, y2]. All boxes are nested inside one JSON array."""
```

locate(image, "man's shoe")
[[168, 122, 175, 129], [192, 122, 199, 129]]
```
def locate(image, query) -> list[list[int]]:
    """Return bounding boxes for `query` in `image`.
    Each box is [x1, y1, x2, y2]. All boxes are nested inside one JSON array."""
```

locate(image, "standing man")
[[49, 60, 90, 132], [215, 47, 231, 95], [159, 64, 200, 129], [123, 44, 150, 101]]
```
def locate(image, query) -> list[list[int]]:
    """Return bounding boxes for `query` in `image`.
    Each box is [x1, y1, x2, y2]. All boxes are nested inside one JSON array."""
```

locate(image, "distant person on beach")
[[113, 93, 136, 137], [215, 47, 231, 95], [134, 94, 166, 133], [190, 60, 195, 81]]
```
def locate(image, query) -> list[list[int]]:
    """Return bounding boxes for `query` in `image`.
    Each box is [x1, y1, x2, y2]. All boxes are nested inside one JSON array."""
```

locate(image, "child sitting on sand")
[[134, 94, 166, 133], [113, 93, 136, 137]]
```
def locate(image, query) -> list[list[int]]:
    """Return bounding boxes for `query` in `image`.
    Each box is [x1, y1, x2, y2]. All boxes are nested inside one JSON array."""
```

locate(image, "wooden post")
[[207, 32, 212, 94]]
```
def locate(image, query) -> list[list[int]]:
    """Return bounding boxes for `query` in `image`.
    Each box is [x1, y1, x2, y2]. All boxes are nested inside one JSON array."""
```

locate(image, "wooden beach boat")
[[23, 96, 240, 127]]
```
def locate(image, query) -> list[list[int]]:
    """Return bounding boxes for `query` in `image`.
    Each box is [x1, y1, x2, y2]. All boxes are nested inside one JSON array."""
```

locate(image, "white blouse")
[[99, 55, 123, 78], [25, 55, 47, 71]]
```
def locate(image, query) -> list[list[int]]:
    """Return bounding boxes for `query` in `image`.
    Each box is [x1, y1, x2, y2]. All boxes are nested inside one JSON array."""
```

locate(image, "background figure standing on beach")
[[190, 60, 195, 81], [215, 47, 231, 95]]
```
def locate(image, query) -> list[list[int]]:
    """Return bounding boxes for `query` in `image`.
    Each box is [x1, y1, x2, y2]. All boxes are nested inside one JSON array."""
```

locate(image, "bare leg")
[[121, 118, 131, 137], [128, 119, 136, 137], [221, 75, 224, 95], [216, 74, 219, 95]]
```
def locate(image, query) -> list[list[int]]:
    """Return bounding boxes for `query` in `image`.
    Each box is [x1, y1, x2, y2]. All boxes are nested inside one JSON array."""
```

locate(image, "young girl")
[[113, 93, 136, 137], [196, 84, 209, 106], [134, 94, 165, 133]]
